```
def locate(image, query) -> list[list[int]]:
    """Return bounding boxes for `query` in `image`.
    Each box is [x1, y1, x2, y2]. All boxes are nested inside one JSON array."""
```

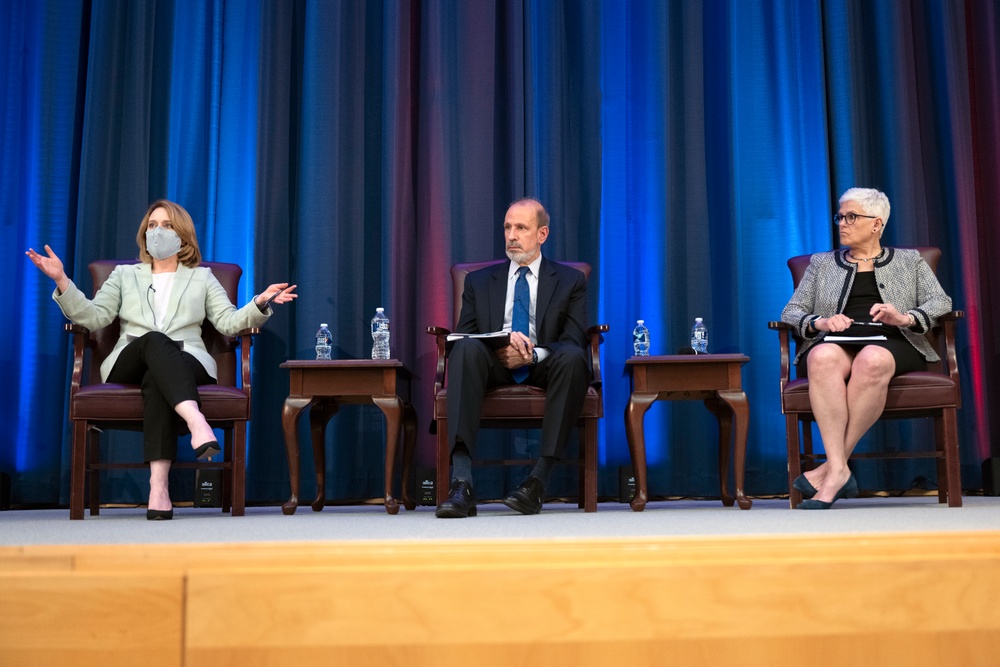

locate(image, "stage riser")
[[2, 534, 999, 665]]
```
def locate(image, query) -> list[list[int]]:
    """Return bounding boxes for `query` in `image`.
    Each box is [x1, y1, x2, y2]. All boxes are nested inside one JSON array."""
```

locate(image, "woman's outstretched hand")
[[256, 283, 298, 309], [26, 245, 71, 292]]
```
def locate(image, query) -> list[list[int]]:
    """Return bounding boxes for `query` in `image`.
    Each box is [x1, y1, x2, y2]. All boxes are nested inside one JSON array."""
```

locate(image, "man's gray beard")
[[506, 248, 533, 264]]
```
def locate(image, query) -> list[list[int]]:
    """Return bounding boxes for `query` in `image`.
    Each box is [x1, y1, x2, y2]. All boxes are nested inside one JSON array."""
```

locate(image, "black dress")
[[797, 272, 926, 378]]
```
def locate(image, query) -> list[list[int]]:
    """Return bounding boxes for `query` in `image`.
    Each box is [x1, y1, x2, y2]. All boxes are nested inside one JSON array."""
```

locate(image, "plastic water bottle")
[[691, 317, 708, 354], [371, 307, 390, 359], [315, 323, 332, 360], [632, 319, 650, 356]]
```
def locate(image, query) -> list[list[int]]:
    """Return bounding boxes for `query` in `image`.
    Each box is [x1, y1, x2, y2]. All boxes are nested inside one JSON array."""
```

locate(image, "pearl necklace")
[[848, 249, 881, 263]]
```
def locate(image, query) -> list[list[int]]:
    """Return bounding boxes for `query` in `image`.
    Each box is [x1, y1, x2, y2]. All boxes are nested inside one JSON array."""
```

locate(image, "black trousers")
[[446, 338, 590, 458], [106, 332, 215, 462]]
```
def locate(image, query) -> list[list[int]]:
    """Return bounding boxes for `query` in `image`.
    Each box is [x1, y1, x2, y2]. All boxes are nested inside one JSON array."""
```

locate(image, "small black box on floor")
[[0, 472, 10, 510], [619, 465, 635, 503], [982, 458, 1000, 496], [195, 468, 223, 507], [417, 468, 436, 506]]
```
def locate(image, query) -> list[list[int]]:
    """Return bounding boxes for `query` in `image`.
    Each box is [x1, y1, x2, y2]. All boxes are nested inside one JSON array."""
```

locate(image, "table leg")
[[401, 403, 417, 511], [309, 399, 338, 512], [625, 392, 657, 511], [372, 395, 403, 514], [281, 397, 314, 515], [716, 389, 751, 509], [704, 396, 735, 507]]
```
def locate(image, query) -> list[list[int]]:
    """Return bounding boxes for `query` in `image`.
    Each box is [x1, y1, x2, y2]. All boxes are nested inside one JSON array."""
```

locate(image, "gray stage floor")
[[4, 495, 1000, 546]]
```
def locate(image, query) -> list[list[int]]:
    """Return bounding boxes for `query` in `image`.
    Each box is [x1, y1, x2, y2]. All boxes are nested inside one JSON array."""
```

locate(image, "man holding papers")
[[781, 188, 952, 509], [435, 198, 590, 518]]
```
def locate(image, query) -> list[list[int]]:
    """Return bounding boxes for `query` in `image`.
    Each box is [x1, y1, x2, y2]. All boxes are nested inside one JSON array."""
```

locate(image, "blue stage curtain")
[[2, 0, 996, 506]]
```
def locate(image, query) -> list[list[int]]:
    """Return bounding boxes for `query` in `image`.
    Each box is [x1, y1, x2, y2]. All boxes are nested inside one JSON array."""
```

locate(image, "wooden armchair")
[[768, 247, 964, 508], [67, 260, 258, 519], [426, 260, 607, 512]]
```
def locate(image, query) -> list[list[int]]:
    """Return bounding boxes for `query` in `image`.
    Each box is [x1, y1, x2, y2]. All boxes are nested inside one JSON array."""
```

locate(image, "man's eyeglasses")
[[833, 212, 878, 226]]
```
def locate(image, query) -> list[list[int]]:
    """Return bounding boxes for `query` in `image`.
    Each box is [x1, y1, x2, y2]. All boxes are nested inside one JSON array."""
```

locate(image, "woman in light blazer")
[[27, 199, 297, 520]]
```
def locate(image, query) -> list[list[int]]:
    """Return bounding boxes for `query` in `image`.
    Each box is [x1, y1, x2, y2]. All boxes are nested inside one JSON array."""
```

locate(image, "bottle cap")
[[376, 307, 384, 312], [637, 319, 644, 324], [695, 317, 703, 322], [320, 323, 328, 327]]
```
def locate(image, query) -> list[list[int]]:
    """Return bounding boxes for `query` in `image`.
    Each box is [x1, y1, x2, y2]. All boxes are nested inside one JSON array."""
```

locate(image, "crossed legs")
[[802, 344, 895, 503], [107, 332, 216, 512]]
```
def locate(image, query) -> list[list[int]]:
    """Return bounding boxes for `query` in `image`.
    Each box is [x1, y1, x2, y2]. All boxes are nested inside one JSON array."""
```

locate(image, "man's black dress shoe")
[[146, 508, 173, 521], [435, 479, 477, 518], [502, 476, 545, 515], [792, 474, 818, 499], [193, 441, 221, 460]]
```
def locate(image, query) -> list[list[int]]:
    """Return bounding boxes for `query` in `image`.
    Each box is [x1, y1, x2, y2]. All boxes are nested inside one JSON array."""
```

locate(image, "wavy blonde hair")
[[135, 199, 202, 266]]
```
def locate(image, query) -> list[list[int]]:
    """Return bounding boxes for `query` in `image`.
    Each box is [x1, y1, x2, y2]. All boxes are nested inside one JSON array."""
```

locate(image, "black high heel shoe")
[[146, 508, 174, 521], [193, 441, 221, 460], [798, 474, 858, 510], [792, 474, 818, 499]]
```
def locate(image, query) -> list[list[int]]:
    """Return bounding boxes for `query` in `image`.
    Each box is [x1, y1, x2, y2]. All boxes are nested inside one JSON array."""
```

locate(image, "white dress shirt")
[[502, 254, 549, 362]]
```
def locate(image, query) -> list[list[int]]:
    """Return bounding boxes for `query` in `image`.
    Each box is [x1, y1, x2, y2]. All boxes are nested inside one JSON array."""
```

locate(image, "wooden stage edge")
[[3, 531, 1000, 666]]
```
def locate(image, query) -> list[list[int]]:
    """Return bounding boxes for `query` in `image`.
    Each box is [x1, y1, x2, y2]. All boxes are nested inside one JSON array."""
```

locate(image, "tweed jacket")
[[54, 262, 271, 382], [781, 247, 952, 364]]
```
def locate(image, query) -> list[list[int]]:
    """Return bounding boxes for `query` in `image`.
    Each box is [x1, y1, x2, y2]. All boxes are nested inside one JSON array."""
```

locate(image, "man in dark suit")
[[436, 198, 591, 518]]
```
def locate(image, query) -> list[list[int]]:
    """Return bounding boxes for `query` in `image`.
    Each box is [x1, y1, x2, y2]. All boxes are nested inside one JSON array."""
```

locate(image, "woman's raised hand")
[[26, 245, 70, 291], [256, 283, 298, 309]]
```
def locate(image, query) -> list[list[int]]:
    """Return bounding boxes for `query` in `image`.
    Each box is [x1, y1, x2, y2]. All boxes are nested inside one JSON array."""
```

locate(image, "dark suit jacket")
[[455, 256, 589, 356]]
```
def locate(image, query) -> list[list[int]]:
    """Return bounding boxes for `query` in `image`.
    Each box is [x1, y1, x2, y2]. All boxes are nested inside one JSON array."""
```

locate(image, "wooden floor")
[[3, 531, 1000, 666]]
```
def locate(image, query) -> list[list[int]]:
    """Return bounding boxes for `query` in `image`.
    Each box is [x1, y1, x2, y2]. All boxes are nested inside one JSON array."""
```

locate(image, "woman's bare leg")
[[149, 459, 172, 511], [842, 346, 895, 456], [803, 345, 854, 501], [174, 399, 216, 448]]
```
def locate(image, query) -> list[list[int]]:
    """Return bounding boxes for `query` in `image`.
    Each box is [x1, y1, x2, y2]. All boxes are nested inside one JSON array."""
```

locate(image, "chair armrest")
[[587, 324, 609, 387], [768, 321, 793, 388], [236, 328, 260, 401], [935, 311, 963, 393], [426, 326, 452, 393], [65, 323, 93, 394]]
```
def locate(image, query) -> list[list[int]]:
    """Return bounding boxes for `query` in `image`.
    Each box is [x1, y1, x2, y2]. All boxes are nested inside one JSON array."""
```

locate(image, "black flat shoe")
[[798, 474, 859, 510], [146, 508, 173, 521], [193, 441, 221, 460], [792, 474, 818, 499], [502, 476, 545, 515], [435, 479, 477, 518]]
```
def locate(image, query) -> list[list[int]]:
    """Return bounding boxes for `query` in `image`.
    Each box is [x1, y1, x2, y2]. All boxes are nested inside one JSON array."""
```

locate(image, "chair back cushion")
[[86, 260, 243, 387], [449, 260, 591, 329]]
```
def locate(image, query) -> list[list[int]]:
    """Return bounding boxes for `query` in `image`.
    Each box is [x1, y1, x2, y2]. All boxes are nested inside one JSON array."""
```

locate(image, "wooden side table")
[[280, 359, 417, 515], [624, 354, 751, 511]]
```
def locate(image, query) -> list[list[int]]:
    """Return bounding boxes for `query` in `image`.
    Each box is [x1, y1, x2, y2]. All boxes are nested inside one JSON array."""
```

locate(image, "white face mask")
[[145, 228, 182, 260]]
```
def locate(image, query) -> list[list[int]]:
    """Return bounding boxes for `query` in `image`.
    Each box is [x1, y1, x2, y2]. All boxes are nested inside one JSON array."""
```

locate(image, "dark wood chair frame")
[[768, 247, 964, 508], [67, 259, 258, 519], [426, 260, 608, 512]]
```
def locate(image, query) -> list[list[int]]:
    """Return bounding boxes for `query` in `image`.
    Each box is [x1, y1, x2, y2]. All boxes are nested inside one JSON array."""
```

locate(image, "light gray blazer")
[[54, 262, 270, 382], [781, 247, 952, 364]]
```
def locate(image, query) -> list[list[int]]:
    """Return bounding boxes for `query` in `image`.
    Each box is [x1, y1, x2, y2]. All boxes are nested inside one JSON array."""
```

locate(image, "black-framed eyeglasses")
[[833, 212, 878, 226]]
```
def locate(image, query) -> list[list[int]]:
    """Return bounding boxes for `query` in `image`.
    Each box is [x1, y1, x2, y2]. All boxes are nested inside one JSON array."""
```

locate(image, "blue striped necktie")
[[511, 266, 530, 382]]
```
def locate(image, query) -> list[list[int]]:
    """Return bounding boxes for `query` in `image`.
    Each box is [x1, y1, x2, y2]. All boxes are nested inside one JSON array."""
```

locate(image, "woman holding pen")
[[780, 188, 952, 509]]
